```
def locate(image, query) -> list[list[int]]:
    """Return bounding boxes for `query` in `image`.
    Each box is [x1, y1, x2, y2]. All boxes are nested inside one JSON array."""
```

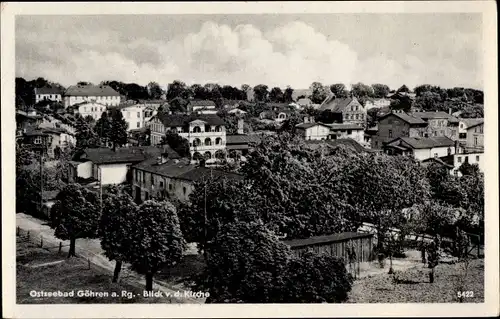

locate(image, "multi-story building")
[[465, 119, 484, 150], [64, 84, 121, 108], [131, 156, 243, 204], [117, 105, 145, 131], [318, 94, 367, 128], [34, 86, 62, 104], [452, 151, 484, 176], [411, 111, 460, 141], [149, 113, 227, 163], [371, 111, 428, 149], [329, 123, 365, 144], [295, 117, 331, 141], [383, 136, 457, 161], [73, 102, 108, 121]]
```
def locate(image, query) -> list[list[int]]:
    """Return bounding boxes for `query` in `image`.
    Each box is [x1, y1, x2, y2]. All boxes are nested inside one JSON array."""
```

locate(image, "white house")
[[119, 105, 147, 131], [328, 123, 365, 144], [465, 119, 484, 150], [34, 87, 62, 104], [364, 98, 391, 110], [295, 119, 331, 141], [72, 146, 165, 185], [73, 102, 108, 121], [64, 84, 121, 108], [149, 114, 227, 163], [452, 151, 484, 176], [187, 100, 218, 114], [383, 136, 456, 161]]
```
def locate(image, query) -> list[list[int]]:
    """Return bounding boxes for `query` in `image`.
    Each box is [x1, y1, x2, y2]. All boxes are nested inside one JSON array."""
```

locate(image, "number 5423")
[[457, 291, 474, 298]]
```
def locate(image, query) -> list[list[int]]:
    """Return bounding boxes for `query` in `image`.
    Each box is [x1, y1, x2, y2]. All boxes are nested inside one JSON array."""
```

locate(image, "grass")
[[16, 236, 179, 304], [156, 254, 206, 288], [347, 258, 484, 303]]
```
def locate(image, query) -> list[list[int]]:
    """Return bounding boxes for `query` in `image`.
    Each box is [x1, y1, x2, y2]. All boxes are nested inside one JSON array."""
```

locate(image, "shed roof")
[[283, 232, 373, 248]]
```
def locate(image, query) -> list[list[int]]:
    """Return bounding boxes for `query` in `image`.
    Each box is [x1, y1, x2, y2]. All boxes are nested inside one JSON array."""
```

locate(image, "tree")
[[169, 97, 188, 114], [283, 251, 353, 303], [351, 82, 374, 98], [309, 82, 328, 104], [269, 87, 284, 103], [51, 184, 101, 257], [253, 84, 269, 102], [167, 80, 190, 101], [330, 83, 349, 98], [414, 91, 443, 111], [371, 84, 390, 98], [94, 111, 112, 145], [191, 84, 209, 100], [397, 85, 410, 93], [414, 84, 434, 97], [160, 132, 190, 158], [128, 200, 184, 291], [194, 220, 292, 303], [283, 86, 294, 103], [278, 113, 301, 135], [147, 82, 164, 99], [367, 107, 381, 128], [75, 116, 101, 151], [458, 162, 481, 176], [99, 188, 138, 282], [315, 109, 342, 124], [108, 109, 128, 150], [390, 95, 413, 112]]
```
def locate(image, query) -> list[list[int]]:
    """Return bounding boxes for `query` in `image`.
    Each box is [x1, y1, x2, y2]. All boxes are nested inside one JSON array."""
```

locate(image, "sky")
[[15, 14, 483, 91]]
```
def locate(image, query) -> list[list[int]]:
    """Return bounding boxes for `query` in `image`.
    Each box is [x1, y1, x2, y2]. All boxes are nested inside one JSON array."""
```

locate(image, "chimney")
[[237, 119, 244, 135], [448, 108, 452, 115], [157, 153, 168, 165], [303, 117, 310, 124]]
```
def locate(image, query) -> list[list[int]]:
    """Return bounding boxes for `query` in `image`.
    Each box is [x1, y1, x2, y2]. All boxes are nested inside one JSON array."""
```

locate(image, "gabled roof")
[[319, 95, 359, 112], [328, 123, 364, 130], [35, 87, 62, 95], [411, 111, 460, 123], [389, 136, 455, 149], [189, 100, 216, 107], [157, 113, 226, 127], [81, 146, 176, 165], [65, 84, 120, 97], [378, 112, 427, 125], [283, 232, 373, 248], [462, 118, 484, 129], [295, 122, 331, 129], [226, 134, 261, 145]]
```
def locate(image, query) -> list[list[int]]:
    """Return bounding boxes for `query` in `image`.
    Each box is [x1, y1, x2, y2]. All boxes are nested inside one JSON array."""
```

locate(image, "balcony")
[[191, 144, 225, 152], [185, 130, 225, 137]]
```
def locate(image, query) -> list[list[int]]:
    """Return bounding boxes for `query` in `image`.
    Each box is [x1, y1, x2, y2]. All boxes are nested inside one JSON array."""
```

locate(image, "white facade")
[[299, 124, 331, 140], [331, 128, 365, 144], [365, 98, 391, 110], [64, 95, 120, 108], [93, 163, 130, 185], [452, 152, 484, 176], [412, 146, 456, 161], [35, 93, 62, 104], [76, 161, 93, 179], [121, 105, 145, 130], [149, 117, 226, 163], [74, 102, 108, 121]]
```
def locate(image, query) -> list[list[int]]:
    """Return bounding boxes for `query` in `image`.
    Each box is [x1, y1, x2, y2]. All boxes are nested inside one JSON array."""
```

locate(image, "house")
[[259, 107, 294, 123], [188, 100, 217, 114], [364, 98, 391, 110], [72, 101, 108, 121], [222, 99, 247, 109], [383, 136, 457, 161], [72, 146, 170, 186], [319, 94, 367, 127], [461, 118, 484, 150], [63, 84, 121, 108], [16, 110, 43, 134], [112, 104, 148, 131], [411, 110, 460, 141], [295, 117, 331, 140], [296, 97, 313, 108], [34, 86, 62, 104], [149, 113, 227, 163], [371, 111, 428, 149], [131, 156, 243, 203], [226, 134, 261, 158], [328, 123, 365, 144], [452, 151, 484, 176], [283, 232, 374, 262]]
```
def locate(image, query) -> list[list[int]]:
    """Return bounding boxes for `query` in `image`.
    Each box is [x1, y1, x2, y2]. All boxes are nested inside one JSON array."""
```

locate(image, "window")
[[183, 187, 187, 195], [465, 156, 469, 163], [474, 137, 478, 145], [476, 155, 480, 162], [458, 156, 462, 163], [160, 181, 164, 188], [169, 184, 173, 191], [137, 112, 141, 118], [454, 170, 458, 176], [434, 153, 438, 158], [460, 123, 464, 128], [34, 136, 42, 144], [388, 130, 393, 138], [151, 175, 155, 186], [447, 147, 452, 155], [137, 122, 140, 128], [355, 114, 359, 120], [347, 130, 352, 135]]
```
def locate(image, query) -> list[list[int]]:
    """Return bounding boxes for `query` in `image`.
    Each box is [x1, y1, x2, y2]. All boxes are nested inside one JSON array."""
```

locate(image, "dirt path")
[[16, 213, 205, 304]]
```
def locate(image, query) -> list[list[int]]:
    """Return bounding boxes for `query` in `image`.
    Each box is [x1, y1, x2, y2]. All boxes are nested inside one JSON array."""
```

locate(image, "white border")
[[2, 2, 498, 318]]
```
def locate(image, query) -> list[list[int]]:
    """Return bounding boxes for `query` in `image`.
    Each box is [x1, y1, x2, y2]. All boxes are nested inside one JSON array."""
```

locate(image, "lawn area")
[[348, 258, 484, 303], [155, 254, 206, 289], [16, 236, 179, 304]]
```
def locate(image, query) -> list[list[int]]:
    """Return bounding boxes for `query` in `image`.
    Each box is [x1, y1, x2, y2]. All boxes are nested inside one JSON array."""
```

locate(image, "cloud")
[[15, 19, 482, 90]]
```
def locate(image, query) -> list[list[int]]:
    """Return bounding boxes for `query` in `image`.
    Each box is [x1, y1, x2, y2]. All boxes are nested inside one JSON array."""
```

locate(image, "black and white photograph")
[[2, 1, 498, 318]]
